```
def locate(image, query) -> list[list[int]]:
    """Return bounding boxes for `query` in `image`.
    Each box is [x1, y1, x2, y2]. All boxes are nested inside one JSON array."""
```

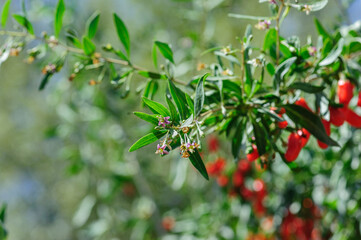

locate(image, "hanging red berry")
[[344, 108, 361, 128], [295, 97, 312, 112], [277, 114, 288, 129], [285, 132, 303, 162], [329, 106, 345, 127], [317, 119, 331, 149], [358, 92, 361, 107], [299, 128, 310, 147], [337, 79, 354, 106], [247, 144, 259, 162]]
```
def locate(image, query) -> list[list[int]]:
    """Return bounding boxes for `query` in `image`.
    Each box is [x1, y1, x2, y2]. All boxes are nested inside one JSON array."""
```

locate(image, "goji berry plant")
[[1, 0, 361, 239]]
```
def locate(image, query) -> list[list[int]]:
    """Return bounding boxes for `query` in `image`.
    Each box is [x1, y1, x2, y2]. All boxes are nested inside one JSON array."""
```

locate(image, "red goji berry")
[[329, 106, 345, 126], [217, 175, 229, 187], [295, 97, 312, 112], [344, 107, 361, 128], [358, 92, 361, 107], [247, 144, 259, 161], [285, 132, 303, 162], [337, 79, 354, 106]]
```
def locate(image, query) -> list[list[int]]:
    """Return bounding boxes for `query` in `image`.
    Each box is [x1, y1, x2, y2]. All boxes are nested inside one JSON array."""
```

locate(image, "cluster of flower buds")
[[180, 141, 200, 158], [255, 20, 271, 31], [41, 64, 57, 75]]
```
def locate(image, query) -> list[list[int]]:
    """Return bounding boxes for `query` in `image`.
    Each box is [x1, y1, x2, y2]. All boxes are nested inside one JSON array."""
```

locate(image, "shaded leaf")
[[168, 79, 188, 119], [189, 150, 209, 180], [82, 36, 96, 56], [319, 38, 344, 66], [13, 14, 34, 35], [288, 82, 325, 93], [194, 73, 209, 117]]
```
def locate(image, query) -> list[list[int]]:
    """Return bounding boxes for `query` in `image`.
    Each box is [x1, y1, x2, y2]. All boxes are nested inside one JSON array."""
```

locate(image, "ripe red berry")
[[317, 119, 331, 149], [217, 175, 229, 187], [285, 132, 303, 162], [358, 92, 361, 107], [329, 106, 345, 126], [162, 217, 175, 231], [247, 144, 259, 162], [206, 157, 226, 176], [344, 108, 361, 128], [232, 171, 244, 187], [277, 117, 288, 129], [337, 79, 354, 106], [295, 97, 312, 112], [238, 159, 251, 173], [207, 135, 219, 152], [298, 128, 310, 147]]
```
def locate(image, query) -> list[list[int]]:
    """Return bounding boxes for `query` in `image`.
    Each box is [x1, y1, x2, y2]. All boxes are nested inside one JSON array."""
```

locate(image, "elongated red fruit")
[[358, 92, 361, 107], [295, 97, 312, 112], [317, 119, 331, 149], [285, 132, 303, 162], [344, 108, 361, 128], [298, 128, 310, 147], [247, 144, 259, 162], [277, 114, 288, 129], [329, 106, 345, 127], [337, 80, 354, 106]]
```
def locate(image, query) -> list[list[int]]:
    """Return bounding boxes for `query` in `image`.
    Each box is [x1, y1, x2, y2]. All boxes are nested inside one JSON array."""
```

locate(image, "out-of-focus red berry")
[[277, 117, 288, 129], [295, 97, 312, 112], [162, 216, 175, 231], [207, 135, 219, 152], [337, 79, 354, 106], [232, 171, 244, 187], [357, 92, 361, 107], [247, 144, 259, 162], [343, 107, 361, 128], [240, 187, 253, 200], [217, 175, 229, 187], [285, 132, 303, 162], [253, 199, 266, 217], [238, 159, 251, 173], [317, 119, 331, 149], [329, 106, 345, 126], [206, 157, 226, 176]]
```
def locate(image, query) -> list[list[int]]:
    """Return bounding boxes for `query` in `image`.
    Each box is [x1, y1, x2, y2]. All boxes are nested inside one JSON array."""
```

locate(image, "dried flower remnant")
[[255, 20, 271, 30]]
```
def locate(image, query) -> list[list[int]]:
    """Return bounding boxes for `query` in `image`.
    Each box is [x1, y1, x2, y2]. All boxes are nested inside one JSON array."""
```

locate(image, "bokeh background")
[[0, 0, 360, 239]]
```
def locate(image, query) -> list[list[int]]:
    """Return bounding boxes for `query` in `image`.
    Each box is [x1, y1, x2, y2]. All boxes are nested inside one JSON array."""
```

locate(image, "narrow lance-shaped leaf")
[[283, 104, 339, 147], [113, 13, 130, 57], [12, 14, 34, 35], [274, 57, 297, 90], [185, 93, 195, 116], [314, 18, 331, 41], [155, 41, 174, 64], [133, 112, 159, 125], [166, 96, 179, 122], [252, 118, 267, 156], [129, 131, 167, 152], [168, 79, 188, 119], [142, 97, 171, 117], [1, 0, 11, 28], [194, 73, 209, 117], [232, 118, 246, 160], [54, 0, 65, 38], [86, 11, 100, 39], [188, 150, 209, 180], [319, 38, 344, 66], [288, 82, 325, 93], [82, 36, 96, 56], [39, 73, 52, 91]]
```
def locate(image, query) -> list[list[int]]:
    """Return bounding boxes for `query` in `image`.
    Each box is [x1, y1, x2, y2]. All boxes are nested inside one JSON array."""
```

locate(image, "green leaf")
[[86, 11, 100, 39], [152, 43, 158, 69], [155, 41, 174, 64], [188, 150, 209, 180], [82, 36, 96, 56], [168, 79, 188, 119], [244, 47, 253, 96], [166, 96, 179, 122], [137, 71, 164, 79], [185, 93, 195, 116], [129, 131, 167, 152], [228, 13, 271, 21], [274, 57, 297, 90], [252, 118, 267, 156], [39, 73, 52, 91], [283, 104, 339, 147], [0, 204, 6, 223], [54, 0, 65, 38], [319, 38, 344, 66], [290, 0, 328, 12], [314, 18, 331, 40], [232, 118, 246, 159], [288, 82, 325, 93], [134, 112, 159, 125], [12, 14, 34, 35], [113, 13, 130, 57], [194, 74, 208, 117], [142, 97, 171, 117], [1, 0, 11, 28], [66, 30, 82, 48]]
